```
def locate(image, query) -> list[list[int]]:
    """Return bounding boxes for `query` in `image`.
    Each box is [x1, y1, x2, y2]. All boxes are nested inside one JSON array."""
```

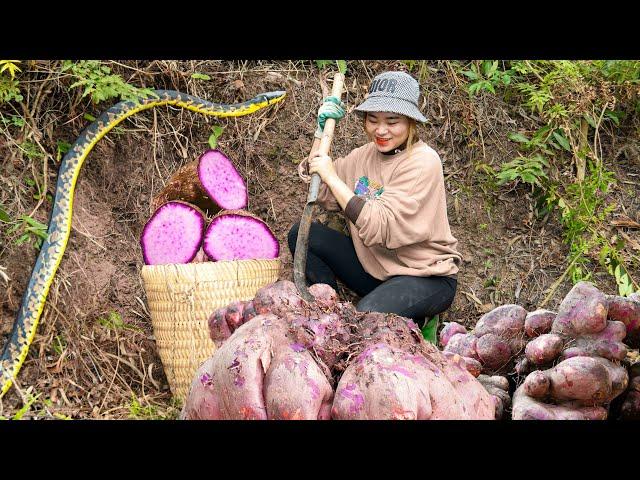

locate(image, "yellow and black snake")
[[0, 88, 286, 398]]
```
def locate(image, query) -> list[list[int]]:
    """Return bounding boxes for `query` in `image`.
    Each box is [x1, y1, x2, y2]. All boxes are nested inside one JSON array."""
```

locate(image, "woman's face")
[[365, 112, 410, 153]]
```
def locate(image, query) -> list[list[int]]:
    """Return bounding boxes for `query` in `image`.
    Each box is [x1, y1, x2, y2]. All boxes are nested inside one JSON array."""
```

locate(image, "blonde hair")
[[363, 113, 418, 153]]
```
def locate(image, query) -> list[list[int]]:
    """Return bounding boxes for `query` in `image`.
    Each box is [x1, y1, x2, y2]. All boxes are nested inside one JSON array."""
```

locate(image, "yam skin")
[[476, 334, 512, 370], [519, 356, 628, 405], [308, 283, 339, 309], [474, 304, 528, 340], [514, 284, 630, 419], [208, 307, 233, 348], [253, 280, 304, 315], [191, 281, 500, 421], [331, 343, 494, 420], [524, 309, 556, 337], [558, 320, 628, 362], [152, 160, 222, 215], [477, 374, 511, 420], [208, 280, 304, 347], [264, 344, 334, 420], [439, 322, 467, 348], [182, 314, 333, 420], [443, 333, 480, 362], [606, 294, 640, 347], [208, 300, 252, 347], [443, 304, 528, 374], [289, 312, 350, 371], [512, 385, 608, 420], [551, 281, 608, 336], [443, 351, 482, 377], [524, 334, 564, 365], [518, 285, 627, 373]]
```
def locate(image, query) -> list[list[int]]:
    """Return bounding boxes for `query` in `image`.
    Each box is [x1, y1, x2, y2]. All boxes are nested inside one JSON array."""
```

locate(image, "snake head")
[[259, 90, 287, 104]]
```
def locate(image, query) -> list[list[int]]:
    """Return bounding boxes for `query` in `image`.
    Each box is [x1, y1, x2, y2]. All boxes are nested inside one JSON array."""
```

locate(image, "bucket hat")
[[355, 71, 427, 123]]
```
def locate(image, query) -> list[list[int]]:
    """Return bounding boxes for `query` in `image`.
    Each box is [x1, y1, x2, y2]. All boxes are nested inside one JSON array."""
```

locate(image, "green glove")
[[315, 96, 346, 138]]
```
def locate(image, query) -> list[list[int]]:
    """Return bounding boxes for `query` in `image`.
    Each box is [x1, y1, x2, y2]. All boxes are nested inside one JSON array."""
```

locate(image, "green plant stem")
[[540, 252, 585, 308]]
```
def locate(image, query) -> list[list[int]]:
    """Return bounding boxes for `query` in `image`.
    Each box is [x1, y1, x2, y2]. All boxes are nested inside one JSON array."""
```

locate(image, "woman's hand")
[[308, 152, 337, 183], [309, 153, 338, 184]]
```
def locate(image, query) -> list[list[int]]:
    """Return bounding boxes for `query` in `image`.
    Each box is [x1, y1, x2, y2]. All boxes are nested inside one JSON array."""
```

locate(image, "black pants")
[[287, 221, 457, 327]]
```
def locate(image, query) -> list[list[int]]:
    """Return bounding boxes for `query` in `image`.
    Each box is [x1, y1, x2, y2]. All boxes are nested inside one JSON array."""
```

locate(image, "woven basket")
[[140, 258, 281, 402]]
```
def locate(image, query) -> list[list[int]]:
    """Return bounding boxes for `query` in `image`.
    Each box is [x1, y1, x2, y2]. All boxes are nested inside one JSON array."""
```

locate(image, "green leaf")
[[614, 264, 622, 281], [7, 115, 24, 127], [315, 60, 332, 70], [15, 233, 30, 245], [552, 130, 571, 151], [208, 125, 225, 149], [584, 115, 596, 128], [84, 113, 96, 122], [462, 70, 479, 80], [0, 206, 10, 222], [421, 315, 439, 344], [191, 73, 211, 81], [604, 111, 620, 126], [20, 215, 46, 229], [336, 60, 348, 74], [508, 132, 530, 143], [211, 125, 224, 138], [57, 140, 72, 155]]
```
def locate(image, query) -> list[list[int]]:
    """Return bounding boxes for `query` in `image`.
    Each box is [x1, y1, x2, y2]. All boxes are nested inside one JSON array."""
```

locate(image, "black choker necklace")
[[381, 140, 408, 156]]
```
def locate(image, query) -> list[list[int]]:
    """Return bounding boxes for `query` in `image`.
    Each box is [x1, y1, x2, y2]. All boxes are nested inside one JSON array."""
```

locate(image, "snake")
[[0, 88, 287, 398]]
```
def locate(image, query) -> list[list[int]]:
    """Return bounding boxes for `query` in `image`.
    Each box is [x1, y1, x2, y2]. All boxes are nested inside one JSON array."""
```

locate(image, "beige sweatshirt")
[[316, 140, 462, 280]]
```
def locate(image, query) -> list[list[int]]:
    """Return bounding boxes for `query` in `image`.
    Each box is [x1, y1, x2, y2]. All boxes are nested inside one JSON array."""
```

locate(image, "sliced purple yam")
[[198, 149, 248, 210], [140, 201, 205, 265], [203, 210, 279, 261]]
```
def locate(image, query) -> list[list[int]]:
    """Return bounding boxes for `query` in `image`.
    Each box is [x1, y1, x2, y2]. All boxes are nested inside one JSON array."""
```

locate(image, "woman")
[[288, 71, 461, 327]]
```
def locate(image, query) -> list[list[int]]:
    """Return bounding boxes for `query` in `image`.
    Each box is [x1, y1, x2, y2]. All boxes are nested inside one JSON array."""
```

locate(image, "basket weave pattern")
[[141, 259, 281, 401]]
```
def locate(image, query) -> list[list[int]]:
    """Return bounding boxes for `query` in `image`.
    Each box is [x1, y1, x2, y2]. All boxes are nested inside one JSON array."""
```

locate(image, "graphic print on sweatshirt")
[[354, 176, 384, 200]]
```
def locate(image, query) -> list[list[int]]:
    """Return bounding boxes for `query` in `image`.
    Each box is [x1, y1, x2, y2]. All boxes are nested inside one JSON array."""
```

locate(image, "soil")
[[0, 60, 638, 419]]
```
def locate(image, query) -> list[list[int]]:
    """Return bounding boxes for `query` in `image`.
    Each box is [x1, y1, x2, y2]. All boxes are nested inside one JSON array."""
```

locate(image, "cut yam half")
[[198, 149, 248, 211], [141, 201, 205, 265], [203, 210, 279, 261]]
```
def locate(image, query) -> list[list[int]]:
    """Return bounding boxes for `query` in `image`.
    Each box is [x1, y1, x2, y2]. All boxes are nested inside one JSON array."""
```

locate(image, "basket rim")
[[141, 257, 281, 273]]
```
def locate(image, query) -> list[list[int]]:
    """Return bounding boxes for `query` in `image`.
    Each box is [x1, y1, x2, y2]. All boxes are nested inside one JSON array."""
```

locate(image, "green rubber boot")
[[421, 314, 440, 344]]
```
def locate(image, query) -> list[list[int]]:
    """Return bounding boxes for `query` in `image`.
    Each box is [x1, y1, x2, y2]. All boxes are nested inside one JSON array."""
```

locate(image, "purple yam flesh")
[[203, 212, 279, 261], [140, 201, 204, 265], [198, 149, 248, 210]]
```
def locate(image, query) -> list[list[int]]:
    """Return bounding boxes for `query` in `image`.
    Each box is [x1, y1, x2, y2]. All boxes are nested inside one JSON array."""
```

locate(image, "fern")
[[61, 60, 157, 104]]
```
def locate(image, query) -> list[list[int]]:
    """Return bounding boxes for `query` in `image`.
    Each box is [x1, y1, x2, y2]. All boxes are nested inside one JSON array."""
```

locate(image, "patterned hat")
[[355, 71, 427, 123]]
